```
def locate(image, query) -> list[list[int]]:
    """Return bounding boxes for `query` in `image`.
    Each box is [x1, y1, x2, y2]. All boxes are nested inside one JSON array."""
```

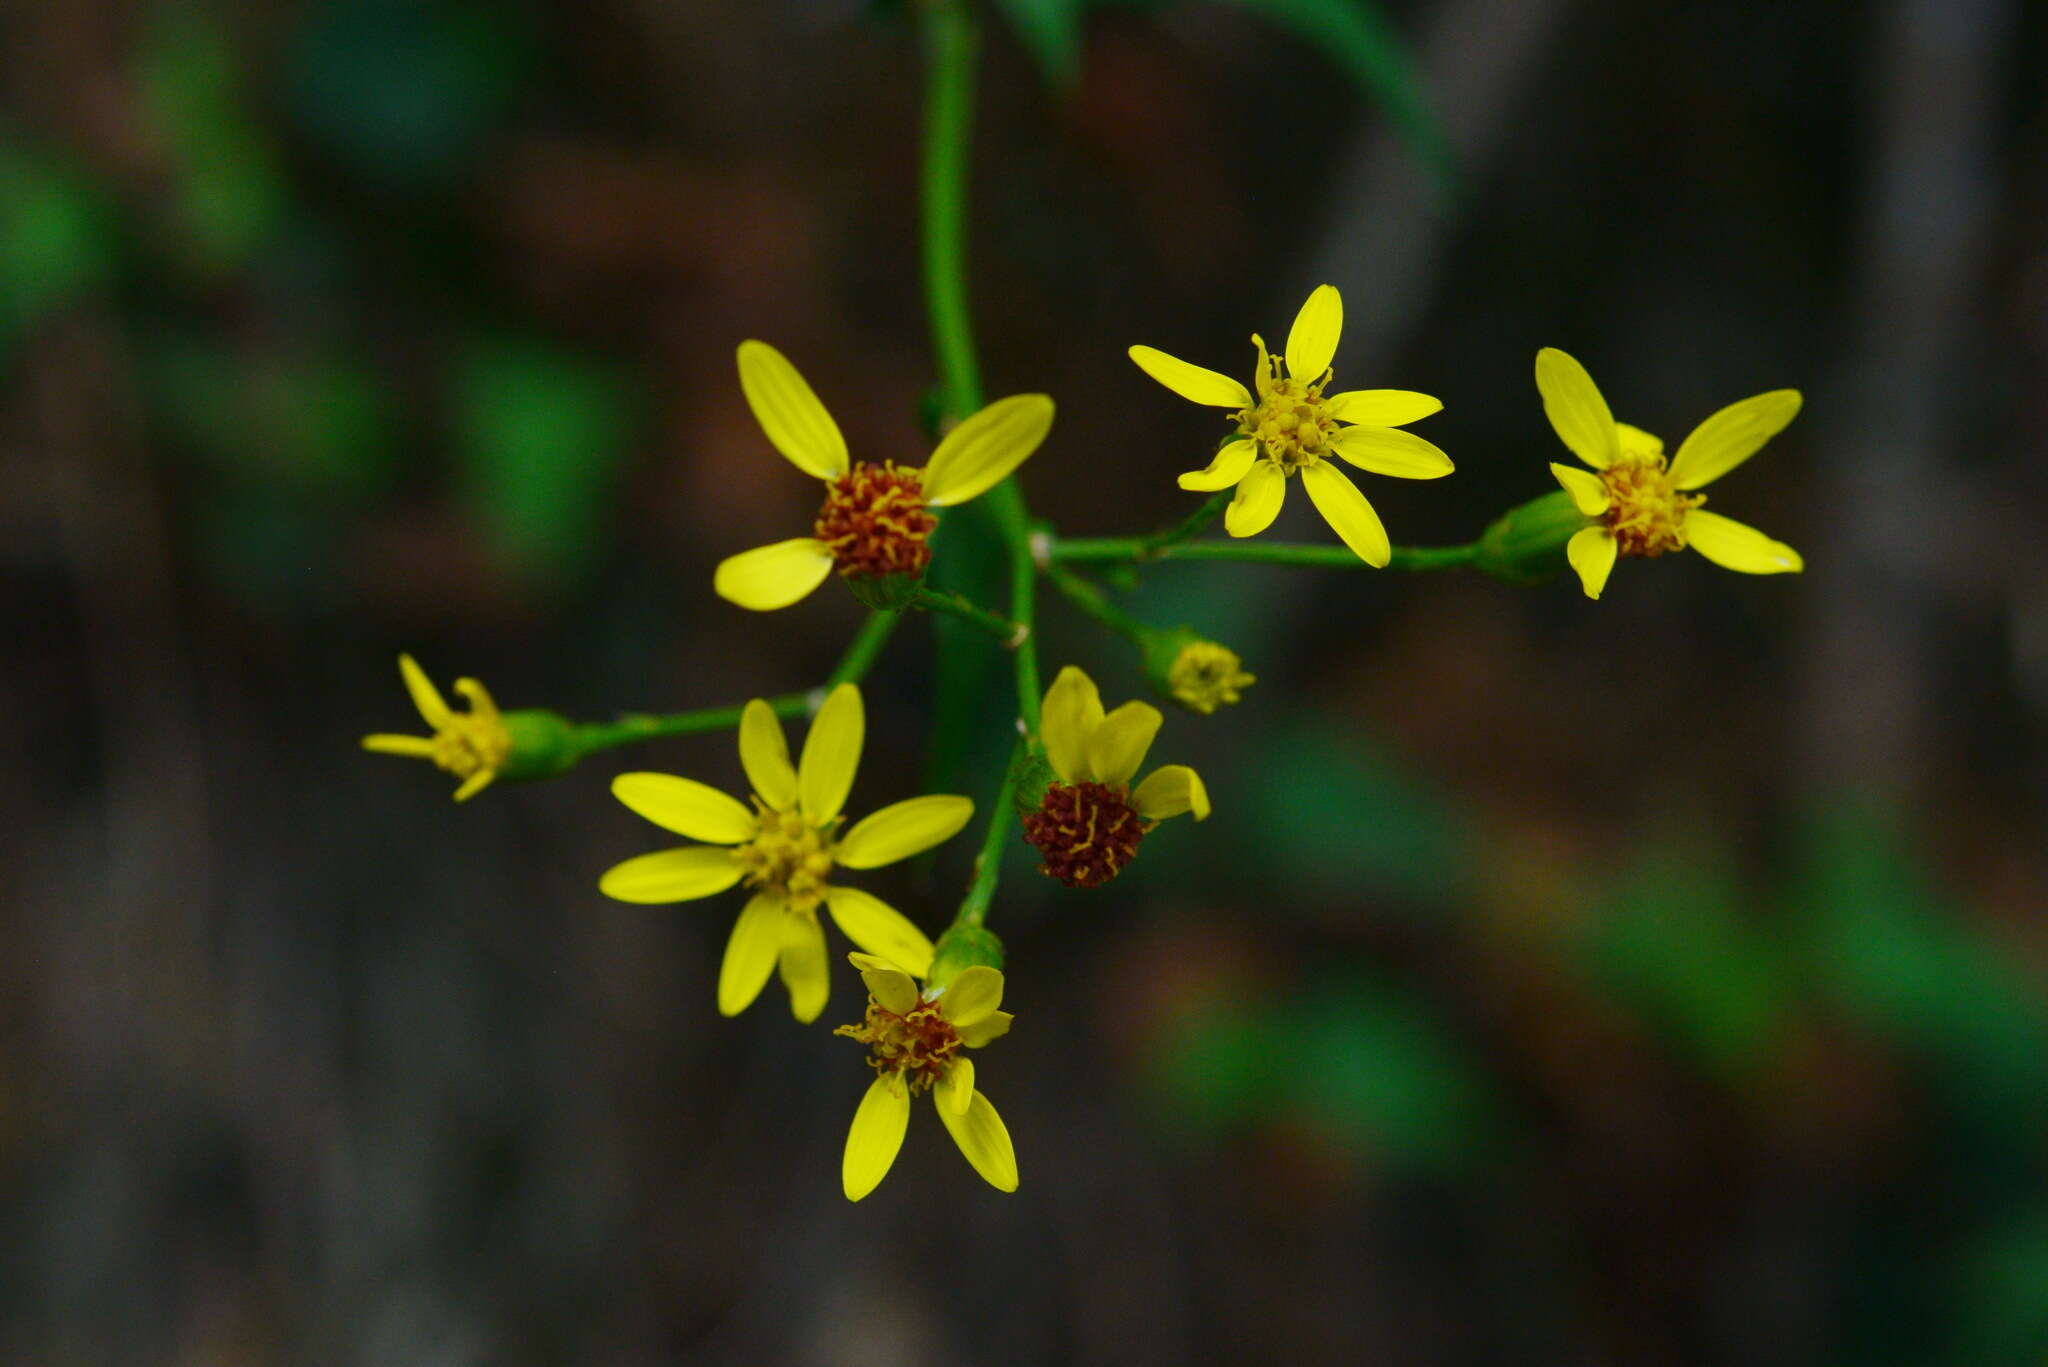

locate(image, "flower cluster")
[[365, 296, 1804, 1208]]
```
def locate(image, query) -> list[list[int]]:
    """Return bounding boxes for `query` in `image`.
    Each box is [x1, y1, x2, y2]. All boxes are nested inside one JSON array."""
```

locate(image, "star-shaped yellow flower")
[[837, 952, 1017, 1200], [1021, 665, 1209, 888], [1129, 285, 1451, 566], [1536, 347, 1804, 599], [597, 684, 972, 1023], [714, 341, 1054, 610], [361, 654, 512, 801]]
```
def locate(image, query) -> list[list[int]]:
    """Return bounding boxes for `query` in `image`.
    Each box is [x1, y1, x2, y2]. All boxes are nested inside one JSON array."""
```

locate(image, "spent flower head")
[[714, 341, 1054, 611], [1536, 347, 1803, 599], [837, 952, 1016, 1200], [597, 684, 973, 1022], [1129, 285, 1451, 566], [1022, 665, 1210, 888], [361, 654, 514, 802]]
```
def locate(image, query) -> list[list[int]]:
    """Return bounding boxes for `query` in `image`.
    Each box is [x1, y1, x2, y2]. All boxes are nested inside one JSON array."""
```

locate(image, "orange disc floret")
[[836, 998, 962, 1095], [1021, 780, 1150, 888], [813, 460, 937, 579], [1599, 455, 1705, 559]]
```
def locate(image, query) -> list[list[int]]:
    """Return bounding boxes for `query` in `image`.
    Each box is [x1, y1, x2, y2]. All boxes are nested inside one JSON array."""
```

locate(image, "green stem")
[[1143, 489, 1235, 556], [912, 586, 1025, 644], [954, 741, 1022, 930], [1050, 537, 1480, 571], [1044, 563, 1147, 644], [919, 0, 1041, 737], [567, 609, 902, 759]]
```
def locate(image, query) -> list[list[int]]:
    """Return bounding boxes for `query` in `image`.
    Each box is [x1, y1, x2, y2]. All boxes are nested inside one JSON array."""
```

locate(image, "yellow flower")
[[1021, 665, 1210, 888], [361, 654, 513, 802], [836, 952, 1016, 1200], [1166, 639, 1255, 715], [714, 341, 1055, 610], [596, 684, 972, 1023], [1535, 347, 1804, 600], [1129, 285, 1451, 566]]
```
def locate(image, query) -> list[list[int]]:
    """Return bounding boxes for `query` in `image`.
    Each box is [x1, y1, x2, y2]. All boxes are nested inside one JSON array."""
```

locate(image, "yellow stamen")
[[1235, 333, 1339, 475], [732, 797, 837, 912]]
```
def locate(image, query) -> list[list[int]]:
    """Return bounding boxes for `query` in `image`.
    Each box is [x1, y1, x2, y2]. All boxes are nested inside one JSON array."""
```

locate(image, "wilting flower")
[[714, 341, 1054, 610], [836, 953, 1016, 1199], [1022, 666, 1209, 888], [361, 654, 513, 802], [1129, 285, 1451, 566], [597, 684, 972, 1023], [1537, 347, 1803, 599]]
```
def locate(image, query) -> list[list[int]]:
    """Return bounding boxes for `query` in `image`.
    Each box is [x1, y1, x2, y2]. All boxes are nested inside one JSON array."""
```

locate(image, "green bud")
[[1008, 744, 1059, 818], [843, 570, 924, 612], [927, 924, 1005, 991], [1473, 489, 1593, 585], [498, 709, 579, 780]]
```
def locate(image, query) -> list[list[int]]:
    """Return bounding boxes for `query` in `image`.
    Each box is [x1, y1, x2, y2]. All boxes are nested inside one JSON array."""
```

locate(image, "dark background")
[[4, 0, 2047, 1362]]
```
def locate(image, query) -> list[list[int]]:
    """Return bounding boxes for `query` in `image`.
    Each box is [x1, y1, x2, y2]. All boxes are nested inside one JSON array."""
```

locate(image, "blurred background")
[[4, 0, 2047, 1362]]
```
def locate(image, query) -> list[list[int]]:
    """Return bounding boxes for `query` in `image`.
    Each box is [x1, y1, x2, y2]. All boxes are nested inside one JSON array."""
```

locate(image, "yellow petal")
[[1684, 510, 1803, 574], [824, 886, 936, 979], [1086, 701, 1162, 787], [836, 794, 974, 869], [920, 393, 1054, 507], [1615, 422, 1665, 459], [1177, 437, 1258, 492], [717, 892, 785, 1015], [736, 339, 847, 479], [1131, 764, 1210, 821], [361, 733, 436, 757], [938, 1088, 1018, 1193], [1328, 426, 1454, 480], [738, 698, 798, 810], [1285, 284, 1343, 381], [1550, 462, 1611, 516], [610, 773, 756, 844], [1223, 460, 1285, 537], [1127, 345, 1252, 409], [798, 683, 863, 826], [1668, 389, 1802, 490], [852, 952, 920, 1015], [597, 846, 744, 904], [397, 653, 451, 728], [957, 1010, 1013, 1048], [1300, 461, 1390, 567], [452, 770, 495, 803], [713, 538, 835, 611], [843, 1075, 910, 1201], [940, 1057, 975, 1117], [1566, 525, 1618, 599], [938, 965, 1003, 1028], [1534, 347, 1619, 469], [1324, 388, 1441, 426], [776, 915, 829, 1023], [1040, 665, 1104, 784]]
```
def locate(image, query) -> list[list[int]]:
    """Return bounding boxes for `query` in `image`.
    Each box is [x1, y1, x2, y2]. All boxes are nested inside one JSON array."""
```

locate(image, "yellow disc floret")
[[1234, 334, 1337, 474], [1598, 428, 1706, 559], [1166, 641, 1255, 715], [733, 799, 837, 913]]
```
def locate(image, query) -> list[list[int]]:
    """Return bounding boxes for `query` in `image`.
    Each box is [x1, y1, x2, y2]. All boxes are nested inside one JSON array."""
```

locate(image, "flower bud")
[[926, 924, 1005, 992], [498, 709, 580, 781], [1141, 626, 1255, 715]]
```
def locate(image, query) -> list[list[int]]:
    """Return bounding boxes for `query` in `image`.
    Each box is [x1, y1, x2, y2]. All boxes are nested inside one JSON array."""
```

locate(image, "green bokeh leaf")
[[0, 140, 118, 357], [994, 0, 1085, 90], [1582, 837, 1792, 1083], [1220, 0, 1455, 201], [455, 337, 632, 589]]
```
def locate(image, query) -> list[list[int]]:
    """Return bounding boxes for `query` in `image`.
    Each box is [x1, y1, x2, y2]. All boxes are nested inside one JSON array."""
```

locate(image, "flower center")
[[1234, 334, 1336, 475], [733, 799, 836, 912], [835, 995, 961, 1095], [813, 461, 937, 580], [1167, 642, 1254, 715], [430, 715, 510, 781], [1021, 781, 1150, 888], [1599, 453, 1705, 558]]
